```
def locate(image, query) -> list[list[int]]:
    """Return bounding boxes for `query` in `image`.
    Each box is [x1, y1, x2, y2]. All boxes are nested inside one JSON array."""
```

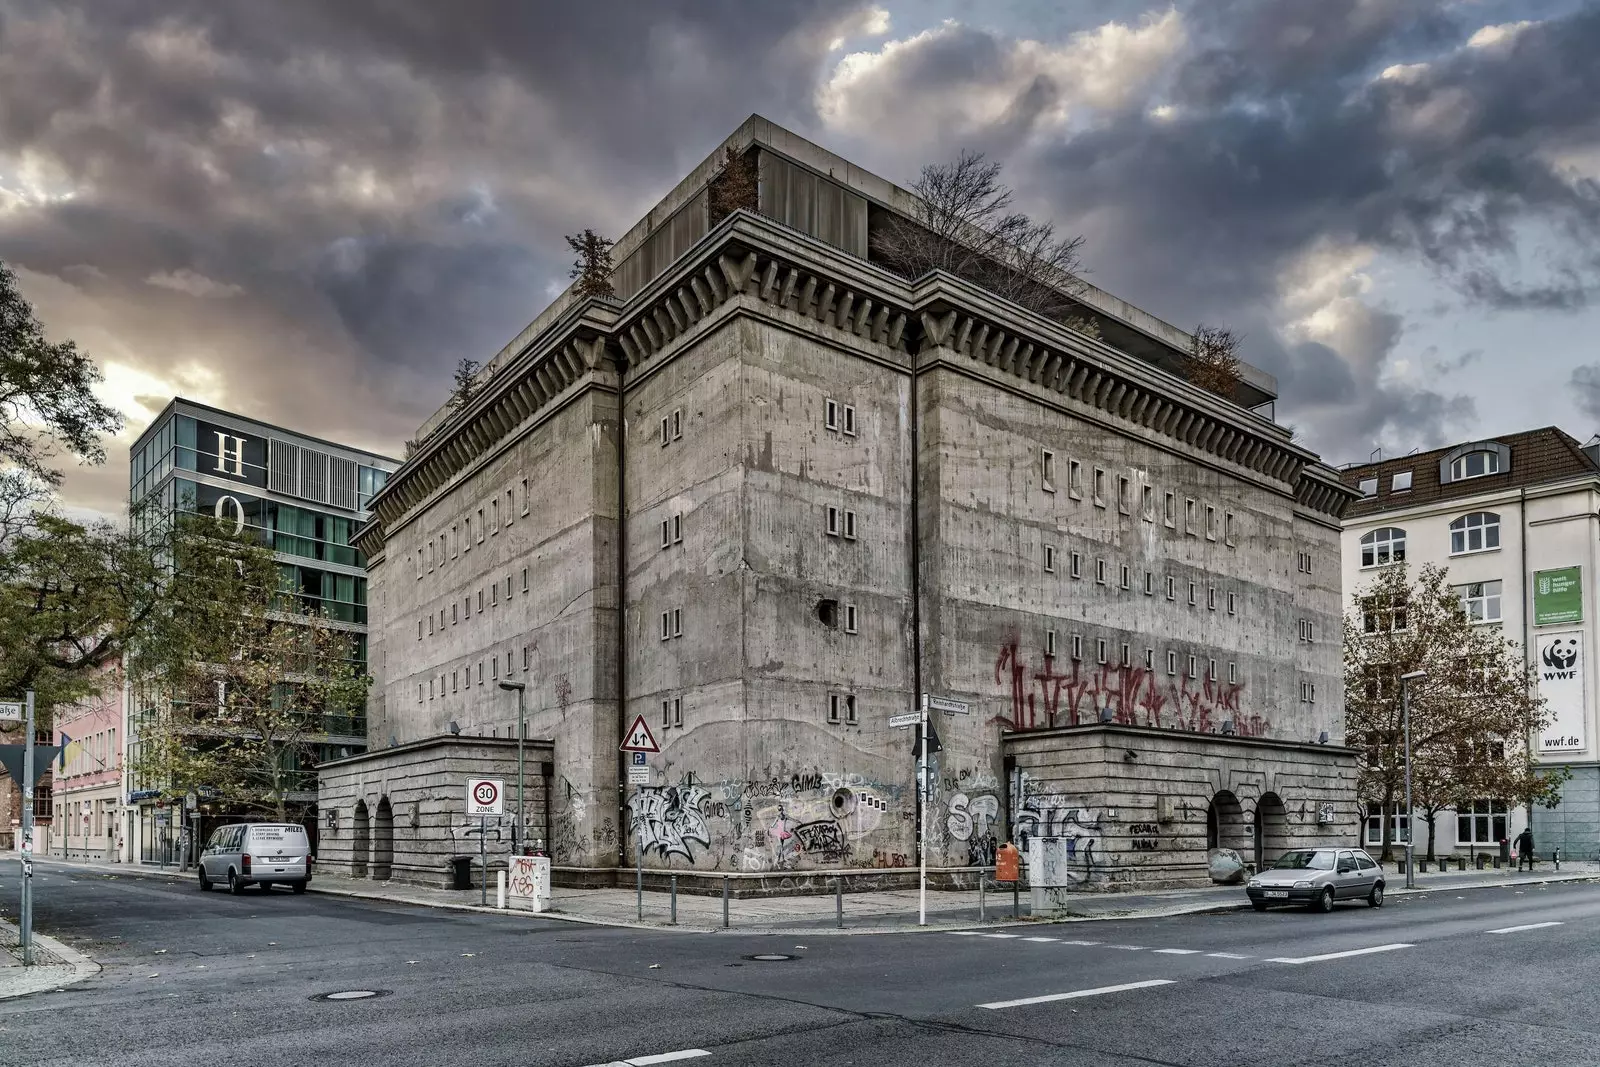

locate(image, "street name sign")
[[889, 713, 922, 729], [923, 694, 970, 715], [0, 700, 21, 723], [620, 715, 661, 753], [465, 777, 505, 816]]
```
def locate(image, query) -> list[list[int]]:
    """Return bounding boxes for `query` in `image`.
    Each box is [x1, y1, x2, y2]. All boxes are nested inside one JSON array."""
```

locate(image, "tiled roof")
[[1338, 427, 1600, 520]]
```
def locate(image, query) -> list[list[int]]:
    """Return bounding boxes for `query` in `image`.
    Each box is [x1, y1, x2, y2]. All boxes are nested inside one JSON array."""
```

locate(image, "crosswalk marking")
[[1059, 939, 1101, 946], [980, 933, 1022, 939], [1487, 921, 1562, 935], [1207, 953, 1251, 959], [1153, 948, 1201, 955], [1022, 937, 1060, 943], [1268, 943, 1413, 965], [1104, 944, 1147, 951]]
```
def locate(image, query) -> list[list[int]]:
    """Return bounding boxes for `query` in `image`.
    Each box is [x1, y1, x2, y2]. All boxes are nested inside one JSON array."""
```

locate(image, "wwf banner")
[[1537, 632, 1586, 754]]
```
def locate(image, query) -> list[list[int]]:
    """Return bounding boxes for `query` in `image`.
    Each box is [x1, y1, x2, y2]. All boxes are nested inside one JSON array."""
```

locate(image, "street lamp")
[[1400, 669, 1427, 890], [497, 680, 527, 854]]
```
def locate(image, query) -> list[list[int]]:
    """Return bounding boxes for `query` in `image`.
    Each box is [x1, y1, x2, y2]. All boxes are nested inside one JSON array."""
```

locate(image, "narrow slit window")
[[1144, 648, 1155, 670], [477, 509, 485, 543], [1205, 505, 1217, 541], [1044, 545, 1056, 573], [1120, 564, 1130, 591], [521, 477, 530, 516], [661, 518, 671, 549], [845, 694, 858, 725], [1224, 511, 1236, 546], [1167, 650, 1178, 676], [672, 409, 683, 440], [672, 697, 683, 728], [491, 498, 499, 532], [1117, 476, 1131, 515], [522, 567, 529, 593], [1188, 655, 1198, 679], [843, 405, 856, 436], [1093, 467, 1107, 508], [1121, 643, 1131, 667], [827, 694, 841, 724], [1144, 571, 1155, 596], [1097, 638, 1109, 664], [660, 611, 671, 641], [672, 607, 683, 638], [1227, 592, 1237, 616], [452, 670, 458, 693], [1185, 499, 1196, 535], [505, 489, 513, 525], [1071, 633, 1083, 661], [843, 509, 857, 541], [844, 603, 859, 633], [1142, 485, 1155, 522], [1166, 576, 1177, 601], [1188, 581, 1197, 606], [825, 399, 839, 431], [826, 506, 840, 537], [1071, 552, 1082, 579], [1164, 491, 1177, 528], [1228, 662, 1238, 684], [452, 603, 458, 625], [660, 415, 671, 446], [1045, 630, 1057, 658], [1042, 449, 1056, 493], [1069, 460, 1083, 499], [672, 514, 683, 544], [1208, 658, 1217, 681], [662, 698, 673, 729], [1207, 586, 1216, 611], [1096, 558, 1108, 585]]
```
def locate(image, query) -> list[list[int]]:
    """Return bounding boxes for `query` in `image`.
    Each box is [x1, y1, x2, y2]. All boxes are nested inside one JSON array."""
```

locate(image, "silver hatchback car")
[[198, 823, 313, 894], [1246, 847, 1385, 912]]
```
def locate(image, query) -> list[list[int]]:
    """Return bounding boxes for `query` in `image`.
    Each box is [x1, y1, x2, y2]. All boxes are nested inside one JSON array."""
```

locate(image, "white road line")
[[980, 933, 1022, 939], [1207, 953, 1252, 959], [949, 931, 984, 936], [1059, 939, 1101, 946], [1153, 949, 1201, 955], [1487, 921, 1563, 934], [979, 979, 1175, 1010], [1022, 937, 1060, 943], [1104, 944, 1147, 951], [628, 1052, 713, 1066], [1268, 943, 1413, 965]]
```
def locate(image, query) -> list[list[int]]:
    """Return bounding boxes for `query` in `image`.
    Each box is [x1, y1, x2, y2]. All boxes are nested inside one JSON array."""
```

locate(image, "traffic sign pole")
[[480, 814, 487, 907], [20, 690, 35, 966], [919, 702, 928, 927]]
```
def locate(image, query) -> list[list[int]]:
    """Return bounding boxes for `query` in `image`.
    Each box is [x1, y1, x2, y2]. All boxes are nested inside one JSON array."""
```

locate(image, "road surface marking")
[[949, 931, 984, 936], [1268, 943, 1413, 965], [627, 1052, 713, 1066], [1059, 940, 1101, 946], [1207, 953, 1251, 959], [1153, 948, 1201, 955], [979, 979, 1175, 1010], [1104, 944, 1147, 951], [980, 933, 1022, 939], [1022, 937, 1060, 943], [1487, 921, 1563, 934]]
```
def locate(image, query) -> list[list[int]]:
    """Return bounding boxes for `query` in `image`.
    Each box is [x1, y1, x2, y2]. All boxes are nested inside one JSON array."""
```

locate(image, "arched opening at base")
[[373, 797, 394, 881], [1254, 792, 1290, 870], [352, 800, 371, 879]]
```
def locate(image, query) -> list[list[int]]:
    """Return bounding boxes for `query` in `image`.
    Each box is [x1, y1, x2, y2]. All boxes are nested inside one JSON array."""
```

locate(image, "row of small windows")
[[418, 644, 533, 702], [419, 570, 530, 639], [1042, 548, 1239, 613], [1359, 580, 1504, 631], [416, 479, 532, 579], [1039, 450, 1237, 546], [1040, 629, 1239, 683], [1357, 448, 1502, 497], [1359, 512, 1500, 567]]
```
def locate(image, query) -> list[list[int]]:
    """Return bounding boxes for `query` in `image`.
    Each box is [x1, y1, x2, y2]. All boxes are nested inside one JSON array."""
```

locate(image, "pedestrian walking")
[[1516, 827, 1535, 871]]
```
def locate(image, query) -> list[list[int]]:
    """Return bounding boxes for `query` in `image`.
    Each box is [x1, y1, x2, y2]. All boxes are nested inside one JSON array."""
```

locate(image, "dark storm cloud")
[[0, 0, 875, 511]]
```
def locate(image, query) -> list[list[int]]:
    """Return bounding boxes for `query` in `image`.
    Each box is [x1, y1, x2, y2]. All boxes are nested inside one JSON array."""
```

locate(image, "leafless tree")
[[566, 229, 616, 300], [1184, 324, 1243, 399], [870, 150, 1089, 324], [708, 146, 760, 227]]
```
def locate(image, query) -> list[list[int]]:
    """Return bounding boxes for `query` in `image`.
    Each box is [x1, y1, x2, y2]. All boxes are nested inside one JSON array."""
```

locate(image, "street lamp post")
[[1400, 669, 1427, 890], [497, 680, 527, 854]]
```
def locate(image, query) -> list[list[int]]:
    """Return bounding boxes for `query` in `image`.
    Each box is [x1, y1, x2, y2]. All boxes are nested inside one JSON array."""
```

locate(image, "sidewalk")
[[0, 915, 100, 1002], [31, 856, 1600, 935]]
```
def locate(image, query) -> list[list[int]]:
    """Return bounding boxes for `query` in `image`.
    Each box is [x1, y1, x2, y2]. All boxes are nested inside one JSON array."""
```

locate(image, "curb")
[[0, 917, 101, 1002], [28, 859, 1599, 937]]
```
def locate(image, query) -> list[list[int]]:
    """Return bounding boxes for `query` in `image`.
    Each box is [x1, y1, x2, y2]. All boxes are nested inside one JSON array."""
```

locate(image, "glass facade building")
[[124, 399, 397, 863]]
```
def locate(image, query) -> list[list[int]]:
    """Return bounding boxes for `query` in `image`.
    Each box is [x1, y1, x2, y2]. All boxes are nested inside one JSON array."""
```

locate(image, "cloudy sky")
[[2, 0, 1598, 514]]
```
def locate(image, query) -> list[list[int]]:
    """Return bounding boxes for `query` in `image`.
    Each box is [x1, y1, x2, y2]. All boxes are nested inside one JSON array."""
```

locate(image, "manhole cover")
[[311, 989, 391, 1002], [743, 953, 796, 962]]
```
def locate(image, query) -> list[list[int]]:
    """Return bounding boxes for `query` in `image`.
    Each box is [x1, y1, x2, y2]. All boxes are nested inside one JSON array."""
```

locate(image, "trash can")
[[1498, 837, 1511, 866], [450, 856, 474, 890]]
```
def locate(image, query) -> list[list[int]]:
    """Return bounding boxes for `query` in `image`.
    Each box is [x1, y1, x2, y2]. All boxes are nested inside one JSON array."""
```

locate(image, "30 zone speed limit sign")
[[465, 777, 504, 816]]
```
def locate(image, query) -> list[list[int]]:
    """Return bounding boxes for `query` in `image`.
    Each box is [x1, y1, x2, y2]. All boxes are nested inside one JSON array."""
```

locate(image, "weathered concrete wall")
[[1005, 725, 1359, 894], [371, 385, 619, 869], [317, 737, 552, 888]]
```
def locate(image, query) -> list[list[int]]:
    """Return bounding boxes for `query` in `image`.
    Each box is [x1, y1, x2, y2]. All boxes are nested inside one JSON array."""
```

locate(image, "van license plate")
[[1265, 890, 1288, 899]]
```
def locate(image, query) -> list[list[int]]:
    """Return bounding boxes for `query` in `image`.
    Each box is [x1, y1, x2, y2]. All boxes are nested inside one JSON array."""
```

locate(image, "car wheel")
[[1313, 887, 1335, 913], [228, 870, 242, 895], [198, 867, 212, 892], [1368, 883, 1384, 908], [1251, 901, 1269, 912], [292, 881, 307, 894]]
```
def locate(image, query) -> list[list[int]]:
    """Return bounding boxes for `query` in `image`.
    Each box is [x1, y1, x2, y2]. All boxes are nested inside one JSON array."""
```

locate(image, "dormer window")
[[1391, 471, 1412, 492], [1440, 441, 1510, 484], [1360, 527, 1406, 568], [1450, 450, 1500, 481], [1358, 477, 1378, 497]]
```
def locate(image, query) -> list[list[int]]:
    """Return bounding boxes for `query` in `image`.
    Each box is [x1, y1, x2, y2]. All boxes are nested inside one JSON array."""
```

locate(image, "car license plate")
[[1265, 890, 1288, 899]]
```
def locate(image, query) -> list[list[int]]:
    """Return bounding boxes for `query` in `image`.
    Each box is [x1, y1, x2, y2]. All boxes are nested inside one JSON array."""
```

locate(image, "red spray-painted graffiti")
[[993, 637, 1268, 736]]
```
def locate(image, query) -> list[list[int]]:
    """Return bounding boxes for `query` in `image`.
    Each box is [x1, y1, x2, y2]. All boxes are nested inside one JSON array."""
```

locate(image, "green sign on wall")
[[1535, 566, 1584, 626]]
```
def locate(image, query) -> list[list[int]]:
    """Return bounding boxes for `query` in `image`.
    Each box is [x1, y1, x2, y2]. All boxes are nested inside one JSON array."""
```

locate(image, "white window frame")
[[1095, 558, 1107, 585], [1093, 467, 1107, 508], [1071, 633, 1083, 661], [1165, 576, 1176, 601], [1449, 450, 1499, 481], [1449, 512, 1501, 556], [1205, 505, 1217, 541], [1044, 544, 1056, 574], [1167, 650, 1178, 675], [1164, 491, 1176, 528], [1142, 484, 1155, 522], [1144, 571, 1154, 596], [1364, 804, 1410, 847], [1097, 638, 1109, 665], [1068, 460, 1083, 500], [825, 399, 839, 432], [672, 409, 683, 440], [1120, 564, 1130, 591], [1227, 591, 1237, 616], [660, 415, 672, 446], [1070, 552, 1082, 580], [1041, 448, 1056, 493], [826, 506, 840, 537], [842, 509, 857, 541], [1117, 476, 1131, 515], [1391, 470, 1413, 492], [1045, 629, 1057, 658], [842, 405, 856, 436], [1454, 580, 1503, 624], [844, 603, 858, 634], [1224, 511, 1236, 546], [1360, 527, 1406, 568]]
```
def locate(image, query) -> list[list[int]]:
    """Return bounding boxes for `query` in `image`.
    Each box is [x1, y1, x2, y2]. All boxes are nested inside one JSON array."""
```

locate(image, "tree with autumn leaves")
[[1344, 562, 1566, 861]]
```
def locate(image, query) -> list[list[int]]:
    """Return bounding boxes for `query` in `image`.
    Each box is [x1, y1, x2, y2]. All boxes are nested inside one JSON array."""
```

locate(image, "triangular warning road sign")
[[620, 715, 661, 753]]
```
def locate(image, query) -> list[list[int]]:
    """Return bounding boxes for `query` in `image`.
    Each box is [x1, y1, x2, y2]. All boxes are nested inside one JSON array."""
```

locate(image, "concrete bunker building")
[[318, 116, 1359, 892]]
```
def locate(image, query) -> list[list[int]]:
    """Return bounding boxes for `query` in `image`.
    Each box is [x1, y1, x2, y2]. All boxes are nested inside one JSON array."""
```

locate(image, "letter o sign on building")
[[465, 777, 504, 816]]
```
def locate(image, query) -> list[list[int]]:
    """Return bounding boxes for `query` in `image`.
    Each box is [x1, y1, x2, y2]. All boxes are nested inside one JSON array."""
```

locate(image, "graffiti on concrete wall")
[[1014, 777, 1104, 885], [708, 771, 904, 871], [628, 785, 712, 861], [993, 637, 1267, 736]]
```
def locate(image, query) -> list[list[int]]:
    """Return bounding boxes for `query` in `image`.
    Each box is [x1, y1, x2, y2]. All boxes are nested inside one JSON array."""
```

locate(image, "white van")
[[198, 823, 313, 894]]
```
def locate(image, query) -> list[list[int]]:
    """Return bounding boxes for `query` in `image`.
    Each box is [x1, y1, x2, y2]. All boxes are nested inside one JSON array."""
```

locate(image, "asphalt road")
[[4, 861, 1599, 1067]]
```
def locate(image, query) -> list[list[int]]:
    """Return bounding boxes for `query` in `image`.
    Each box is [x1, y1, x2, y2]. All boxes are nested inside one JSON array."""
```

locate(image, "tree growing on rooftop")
[[1344, 562, 1565, 862], [1183, 324, 1244, 400], [708, 145, 760, 226], [869, 150, 1089, 325], [566, 229, 617, 300], [449, 357, 481, 415]]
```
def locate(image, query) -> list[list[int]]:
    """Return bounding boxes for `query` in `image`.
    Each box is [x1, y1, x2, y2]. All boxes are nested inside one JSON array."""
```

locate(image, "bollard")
[[1555, 848, 1562, 871], [670, 873, 678, 926], [979, 867, 986, 922], [835, 876, 843, 929], [723, 875, 730, 929], [496, 869, 507, 910]]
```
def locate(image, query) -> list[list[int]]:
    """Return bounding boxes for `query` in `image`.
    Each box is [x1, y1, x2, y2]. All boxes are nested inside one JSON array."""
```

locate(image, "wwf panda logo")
[[1543, 638, 1580, 671]]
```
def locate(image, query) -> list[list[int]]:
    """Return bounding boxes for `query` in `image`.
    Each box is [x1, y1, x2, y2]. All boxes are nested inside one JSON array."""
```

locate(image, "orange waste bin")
[[996, 842, 1021, 883]]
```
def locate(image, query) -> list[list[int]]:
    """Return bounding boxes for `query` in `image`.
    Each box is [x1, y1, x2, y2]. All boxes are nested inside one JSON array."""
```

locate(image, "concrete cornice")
[[368, 210, 1346, 541], [1002, 721, 1358, 757], [315, 732, 553, 770]]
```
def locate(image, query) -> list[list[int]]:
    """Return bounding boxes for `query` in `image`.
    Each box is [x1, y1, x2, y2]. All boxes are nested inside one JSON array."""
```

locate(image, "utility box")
[[507, 854, 552, 912]]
